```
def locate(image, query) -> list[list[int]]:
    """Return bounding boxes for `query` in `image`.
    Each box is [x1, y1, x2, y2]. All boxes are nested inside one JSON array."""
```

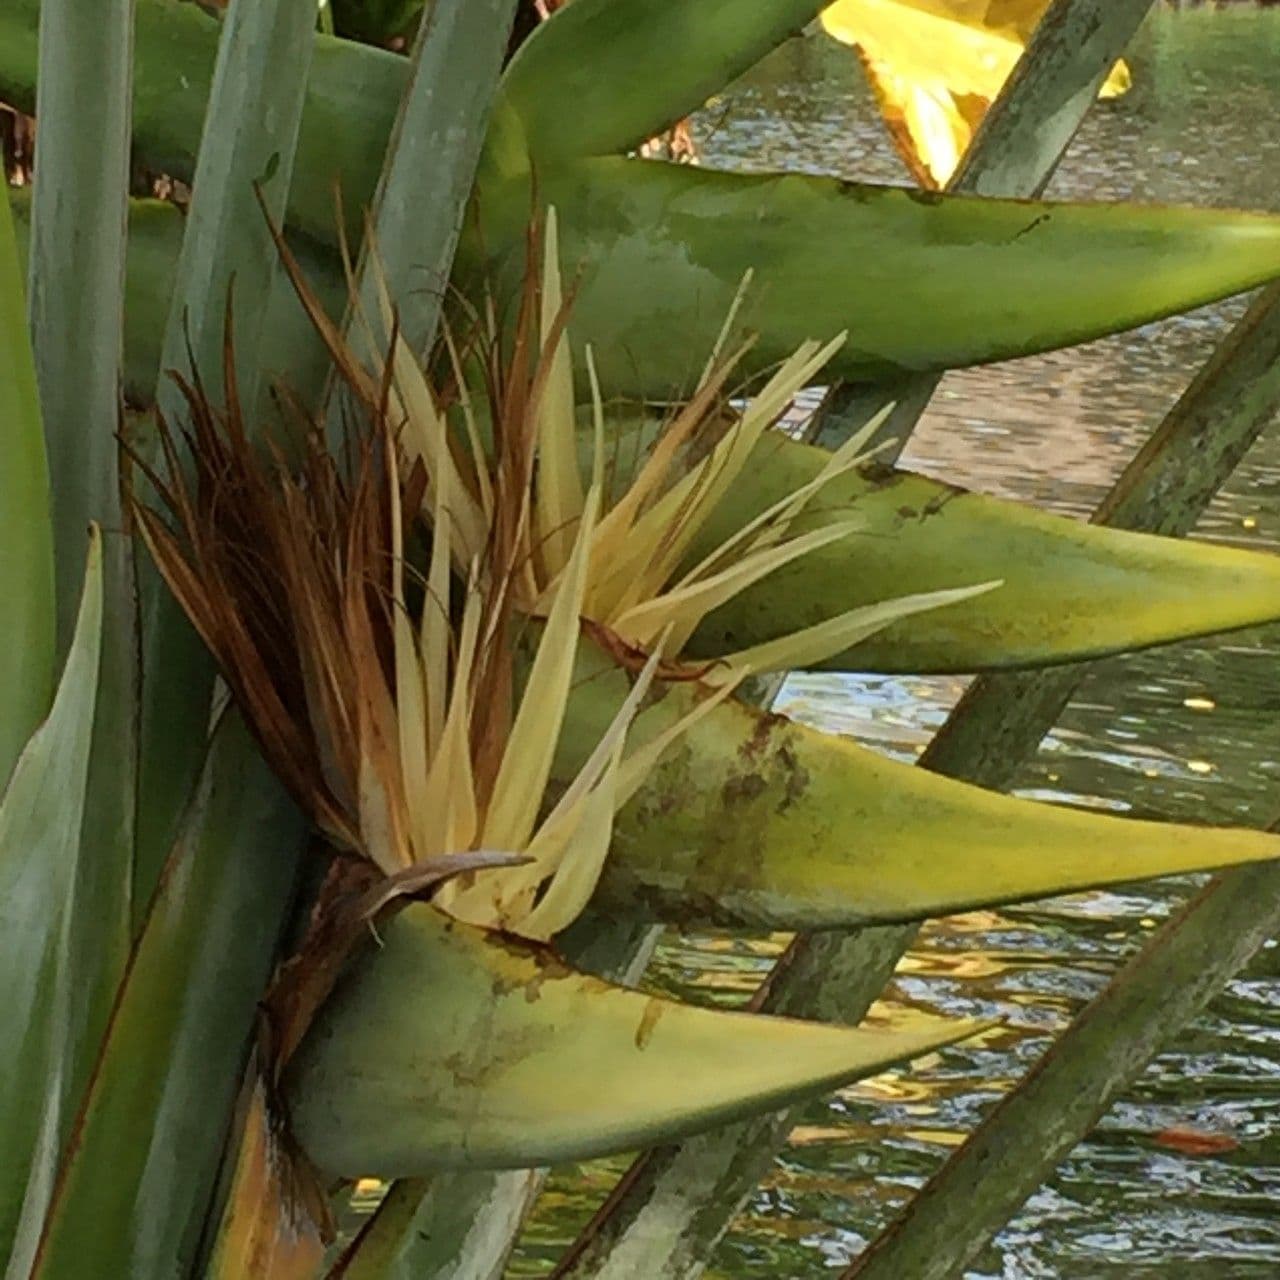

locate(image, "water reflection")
[[515, 8, 1280, 1277]]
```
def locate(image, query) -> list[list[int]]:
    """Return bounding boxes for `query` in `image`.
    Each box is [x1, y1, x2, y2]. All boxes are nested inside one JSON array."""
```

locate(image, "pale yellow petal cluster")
[[358, 211, 996, 936]]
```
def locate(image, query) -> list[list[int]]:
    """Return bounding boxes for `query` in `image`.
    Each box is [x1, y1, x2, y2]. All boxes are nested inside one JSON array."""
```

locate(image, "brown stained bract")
[[206, 1059, 334, 1268], [261, 854, 383, 1078], [740, 708, 790, 765], [582, 618, 718, 686], [720, 736, 808, 814], [776, 744, 811, 814], [520, 949, 577, 1004], [721, 773, 768, 807], [633, 997, 665, 1050]]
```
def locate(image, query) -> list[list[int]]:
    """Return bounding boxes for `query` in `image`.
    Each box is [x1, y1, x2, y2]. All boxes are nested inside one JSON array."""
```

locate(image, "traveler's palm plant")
[[3, 0, 1280, 1276]]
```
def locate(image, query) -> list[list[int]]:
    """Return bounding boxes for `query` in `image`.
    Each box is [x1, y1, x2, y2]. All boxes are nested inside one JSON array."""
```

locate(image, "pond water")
[[515, 9, 1280, 1277]]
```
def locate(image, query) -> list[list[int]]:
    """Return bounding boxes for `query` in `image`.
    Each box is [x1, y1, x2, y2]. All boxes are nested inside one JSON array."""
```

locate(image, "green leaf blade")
[[285, 905, 982, 1176], [137, 0, 321, 911], [14, 6, 1280, 398], [685, 436, 1280, 673], [25, 0, 139, 1126], [27, 0, 132, 647], [0, 186, 54, 786], [557, 645, 1280, 930], [470, 156, 1280, 398], [0, 532, 102, 1266], [498, 0, 825, 165], [27, 715, 305, 1280]]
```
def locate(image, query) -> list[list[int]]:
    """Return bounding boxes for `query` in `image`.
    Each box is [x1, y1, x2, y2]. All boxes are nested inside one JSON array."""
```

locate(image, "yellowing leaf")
[[390, 439, 431, 869], [480, 489, 599, 853], [516, 745, 623, 941], [821, 0, 1131, 187], [202, 1070, 326, 1280], [613, 523, 863, 656], [534, 206, 586, 576], [285, 904, 988, 1175], [418, 585, 482, 868], [714, 580, 1002, 678]]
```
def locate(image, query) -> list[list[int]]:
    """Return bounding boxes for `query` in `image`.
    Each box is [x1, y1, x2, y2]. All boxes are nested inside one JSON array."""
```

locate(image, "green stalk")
[[153, 0, 318, 415], [0, 0, 403, 249], [26, 715, 305, 1280], [839, 279, 1280, 1280], [2, 1, 832, 238], [954, 0, 1155, 198], [0, 185, 53, 786], [844, 852, 1280, 1280], [27, 0, 133, 646], [346, 0, 517, 359], [25, 0, 137, 1196], [135, 0, 320, 913], [6, 190, 343, 416], [17, 7, 319, 1271], [332, 1175, 542, 1280]]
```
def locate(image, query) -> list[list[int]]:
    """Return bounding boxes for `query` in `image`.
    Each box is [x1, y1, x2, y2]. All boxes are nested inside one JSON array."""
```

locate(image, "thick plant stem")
[[953, 0, 1152, 198], [845, 849, 1280, 1280], [333, 1175, 543, 1280], [347, 0, 517, 360], [25, 0, 137, 1181], [0, 183, 53, 787], [137, 0, 319, 925]]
